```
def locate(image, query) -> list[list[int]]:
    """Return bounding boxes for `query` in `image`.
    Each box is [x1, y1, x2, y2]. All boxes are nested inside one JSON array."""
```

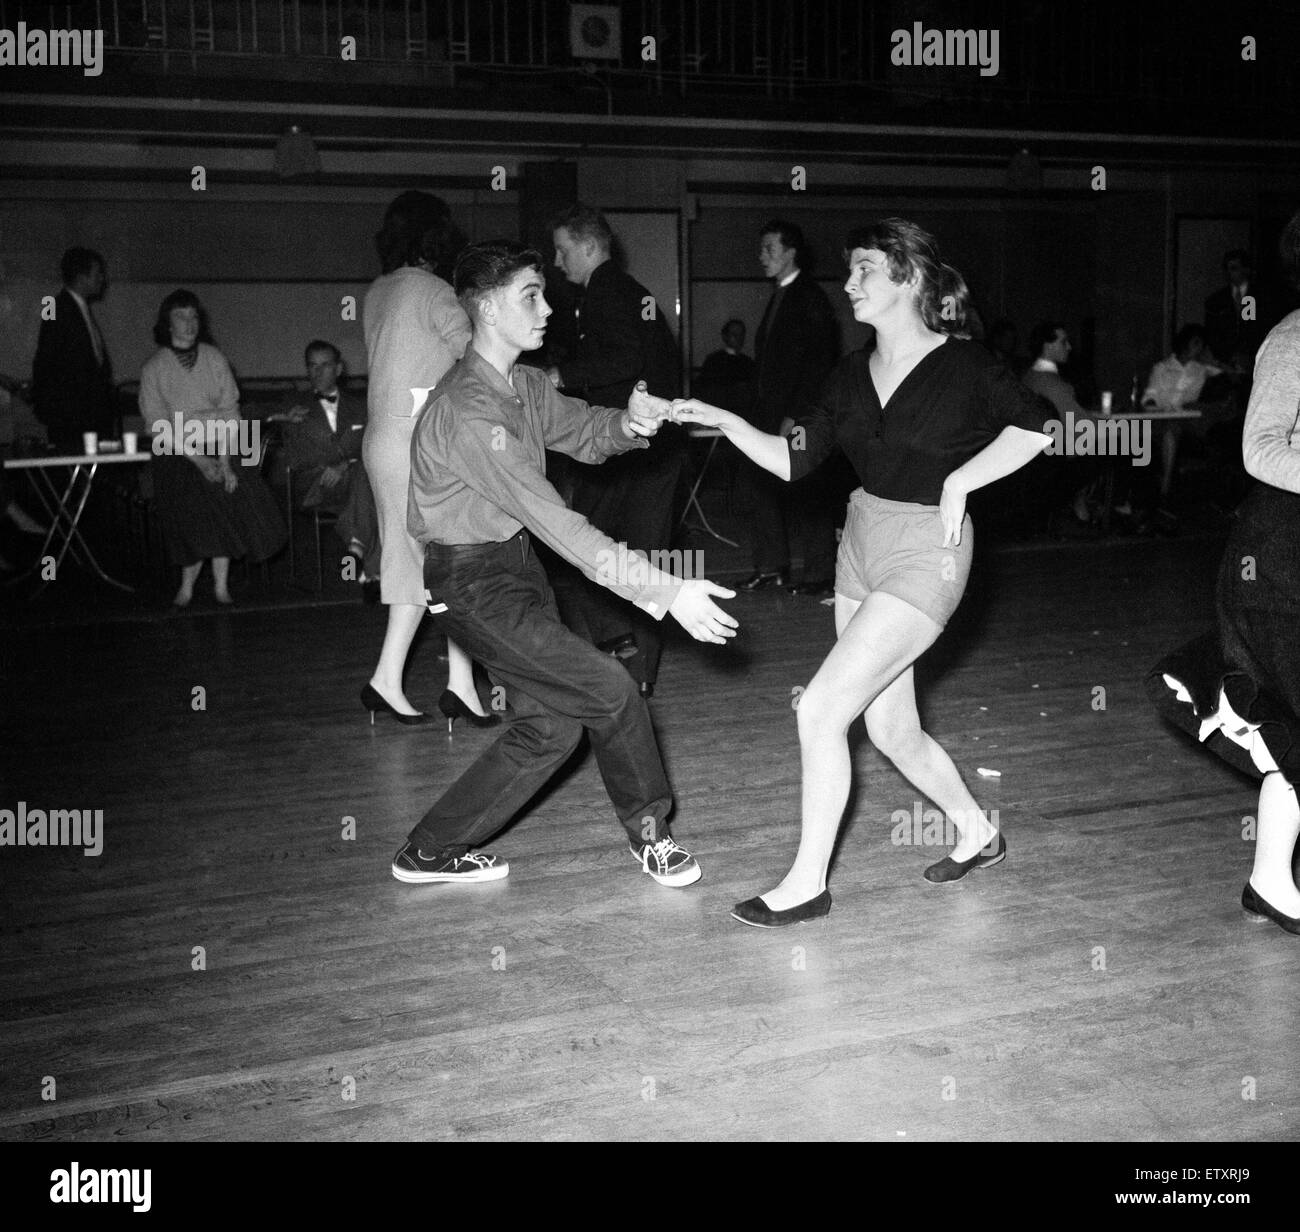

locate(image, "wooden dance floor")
[[3, 534, 1298, 1142]]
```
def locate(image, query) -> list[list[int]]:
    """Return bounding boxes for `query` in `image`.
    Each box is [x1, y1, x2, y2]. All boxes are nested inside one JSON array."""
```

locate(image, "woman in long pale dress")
[[361, 191, 496, 728], [1147, 211, 1300, 936]]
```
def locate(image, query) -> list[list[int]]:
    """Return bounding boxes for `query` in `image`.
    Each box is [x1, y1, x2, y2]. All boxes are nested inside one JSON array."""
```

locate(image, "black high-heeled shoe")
[[360, 683, 430, 726], [437, 689, 501, 733], [1241, 882, 1300, 935], [923, 832, 1007, 884]]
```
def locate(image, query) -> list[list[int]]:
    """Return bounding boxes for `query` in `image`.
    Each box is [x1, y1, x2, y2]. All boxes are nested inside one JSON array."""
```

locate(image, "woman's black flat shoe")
[[360, 683, 430, 726], [438, 689, 501, 733], [923, 832, 1007, 884], [1241, 882, 1300, 935], [730, 889, 832, 928]]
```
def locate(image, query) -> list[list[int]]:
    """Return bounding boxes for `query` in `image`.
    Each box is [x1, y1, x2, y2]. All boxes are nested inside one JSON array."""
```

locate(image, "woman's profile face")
[[844, 247, 912, 324], [169, 305, 200, 347]]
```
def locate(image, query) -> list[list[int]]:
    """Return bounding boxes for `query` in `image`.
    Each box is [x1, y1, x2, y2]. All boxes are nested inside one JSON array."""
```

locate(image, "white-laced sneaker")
[[629, 836, 702, 887], [391, 842, 509, 883]]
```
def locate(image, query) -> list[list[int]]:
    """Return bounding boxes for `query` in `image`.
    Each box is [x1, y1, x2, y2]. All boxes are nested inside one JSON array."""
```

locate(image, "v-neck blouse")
[[788, 337, 1054, 505]]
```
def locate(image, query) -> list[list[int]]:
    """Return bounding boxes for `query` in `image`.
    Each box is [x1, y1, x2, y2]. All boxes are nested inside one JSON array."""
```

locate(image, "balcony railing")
[[2, 1, 1293, 128]]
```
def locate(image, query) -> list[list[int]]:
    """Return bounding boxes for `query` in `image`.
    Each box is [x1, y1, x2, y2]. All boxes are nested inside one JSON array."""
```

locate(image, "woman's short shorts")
[[834, 488, 973, 627]]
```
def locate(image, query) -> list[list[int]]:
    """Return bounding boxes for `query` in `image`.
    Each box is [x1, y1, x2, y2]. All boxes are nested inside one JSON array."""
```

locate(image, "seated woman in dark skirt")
[[139, 290, 286, 606], [1146, 210, 1300, 935]]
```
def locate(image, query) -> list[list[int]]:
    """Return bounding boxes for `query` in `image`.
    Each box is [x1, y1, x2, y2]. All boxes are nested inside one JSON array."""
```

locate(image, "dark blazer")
[[1204, 281, 1277, 368], [31, 287, 115, 439], [556, 259, 681, 407], [753, 270, 839, 432], [277, 388, 367, 507]]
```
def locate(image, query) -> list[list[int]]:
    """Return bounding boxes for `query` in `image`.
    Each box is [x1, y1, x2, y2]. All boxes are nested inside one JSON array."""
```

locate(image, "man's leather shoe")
[[598, 633, 639, 660], [788, 578, 834, 598], [738, 570, 789, 591]]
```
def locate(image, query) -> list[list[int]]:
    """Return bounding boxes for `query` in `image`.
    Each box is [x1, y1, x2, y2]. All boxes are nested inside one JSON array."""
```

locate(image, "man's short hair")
[[304, 339, 342, 365], [61, 247, 104, 286], [1172, 324, 1207, 354], [453, 240, 545, 317], [1028, 320, 1067, 359], [723, 318, 745, 334], [760, 219, 806, 266], [1223, 248, 1252, 270], [551, 203, 613, 249]]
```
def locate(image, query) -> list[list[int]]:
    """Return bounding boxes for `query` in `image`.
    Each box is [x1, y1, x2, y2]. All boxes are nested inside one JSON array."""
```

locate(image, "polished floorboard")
[[2, 533, 1298, 1141]]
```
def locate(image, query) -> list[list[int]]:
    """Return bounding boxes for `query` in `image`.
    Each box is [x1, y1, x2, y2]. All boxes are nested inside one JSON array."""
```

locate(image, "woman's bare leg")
[[1249, 772, 1300, 915], [445, 639, 489, 717], [759, 591, 945, 910], [370, 602, 425, 715], [864, 663, 998, 863], [212, 556, 231, 603], [174, 561, 202, 606]]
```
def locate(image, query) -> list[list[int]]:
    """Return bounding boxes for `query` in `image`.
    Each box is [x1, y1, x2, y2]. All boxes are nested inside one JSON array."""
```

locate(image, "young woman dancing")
[[1146, 211, 1300, 936], [673, 218, 1053, 926]]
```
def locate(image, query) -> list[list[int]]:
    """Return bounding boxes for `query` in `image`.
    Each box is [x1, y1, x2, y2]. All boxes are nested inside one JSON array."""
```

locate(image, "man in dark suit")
[[269, 340, 378, 581], [743, 219, 840, 596], [544, 204, 687, 697], [1204, 249, 1276, 377], [31, 247, 116, 452]]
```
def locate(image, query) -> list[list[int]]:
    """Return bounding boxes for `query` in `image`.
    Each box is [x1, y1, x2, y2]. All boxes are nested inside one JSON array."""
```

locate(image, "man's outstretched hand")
[[625, 380, 673, 437], [668, 579, 739, 644]]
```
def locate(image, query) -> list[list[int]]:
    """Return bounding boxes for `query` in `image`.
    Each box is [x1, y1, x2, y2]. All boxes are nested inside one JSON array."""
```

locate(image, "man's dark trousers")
[[409, 530, 673, 856]]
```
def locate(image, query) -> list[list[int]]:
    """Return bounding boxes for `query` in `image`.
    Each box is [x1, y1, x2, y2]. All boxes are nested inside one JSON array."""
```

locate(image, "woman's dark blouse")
[[788, 337, 1054, 505]]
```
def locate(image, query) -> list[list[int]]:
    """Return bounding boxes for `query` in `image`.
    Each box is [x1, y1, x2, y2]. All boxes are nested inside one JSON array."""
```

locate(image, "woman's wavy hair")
[[844, 218, 972, 337], [375, 190, 468, 279], [152, 289, 214, 347]]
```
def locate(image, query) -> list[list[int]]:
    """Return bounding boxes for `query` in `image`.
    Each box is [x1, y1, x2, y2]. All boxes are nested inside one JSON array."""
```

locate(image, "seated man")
[[1022, 321, 1099, 525], [269, 340, 378, 581]]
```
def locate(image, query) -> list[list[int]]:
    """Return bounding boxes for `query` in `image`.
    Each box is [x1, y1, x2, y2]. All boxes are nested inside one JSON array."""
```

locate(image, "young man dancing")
[[392, 240, 737, 888]]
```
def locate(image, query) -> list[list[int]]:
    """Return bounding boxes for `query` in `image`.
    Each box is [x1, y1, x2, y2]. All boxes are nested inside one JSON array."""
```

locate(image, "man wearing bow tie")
[[271, 339, 378, 580]]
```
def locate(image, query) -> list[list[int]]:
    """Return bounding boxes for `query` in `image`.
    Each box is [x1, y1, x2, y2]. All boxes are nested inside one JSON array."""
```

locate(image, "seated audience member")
[[269, 340, 379, 582], [1023, 322, 1088, 420], [1144, 324, 1231, 513], [695, 319, 756, 414], [0, 375, 50, 570], [139, 289, 286, 607], [1143, 324, 1224, 412], [1023, 321, 1100, 526]]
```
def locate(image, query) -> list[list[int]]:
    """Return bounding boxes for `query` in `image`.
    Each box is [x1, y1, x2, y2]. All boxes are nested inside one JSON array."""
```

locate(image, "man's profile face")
[[553, 228, 596, 286], [489, 266, 552, 352], [1044, 328, 1071, 365], [79, 261, 107, 300], [759, 233, 797, 280], [306, 349, 342, 396]]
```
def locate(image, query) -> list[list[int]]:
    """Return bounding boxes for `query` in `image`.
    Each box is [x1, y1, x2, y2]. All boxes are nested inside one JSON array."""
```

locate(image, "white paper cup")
[[1100, 391, 1113, 415], [123, 432, 138, 453], [82, 431, 98, 454]]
